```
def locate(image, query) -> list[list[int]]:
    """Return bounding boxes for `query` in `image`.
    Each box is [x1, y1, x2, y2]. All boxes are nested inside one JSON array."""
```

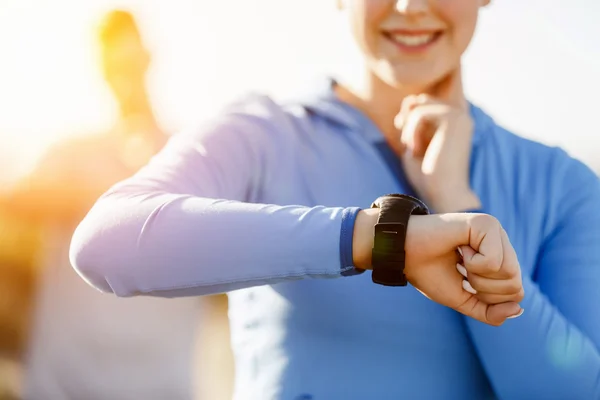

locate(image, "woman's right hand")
[[353, 210, 524, 326]]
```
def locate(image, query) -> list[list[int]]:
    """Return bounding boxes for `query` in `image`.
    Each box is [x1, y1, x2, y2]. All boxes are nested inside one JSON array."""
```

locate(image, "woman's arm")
[[70, 101, 361, 297], [70, 97, 525, 326], [465, 157, 600, 399]]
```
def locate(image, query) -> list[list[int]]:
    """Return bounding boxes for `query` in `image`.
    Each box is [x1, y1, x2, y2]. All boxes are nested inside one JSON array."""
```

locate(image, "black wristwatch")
[[370, 194, 429, 286]]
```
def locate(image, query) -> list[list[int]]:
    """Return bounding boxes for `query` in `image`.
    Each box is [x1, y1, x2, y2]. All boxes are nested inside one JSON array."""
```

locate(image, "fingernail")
[[395, 116, 405, 129], [507, 309, 525, 319], [457, 247, 463, 258], [456, 263, 468, 278], [462, 279, 477, 294]]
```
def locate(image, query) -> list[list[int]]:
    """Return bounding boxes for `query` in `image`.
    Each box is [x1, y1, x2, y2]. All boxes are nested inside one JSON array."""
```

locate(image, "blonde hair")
[[97, 9, 142, 48]]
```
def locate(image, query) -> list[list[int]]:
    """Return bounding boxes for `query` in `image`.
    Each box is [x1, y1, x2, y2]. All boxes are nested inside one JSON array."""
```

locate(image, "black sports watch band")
[[370, 194, 429, 286]]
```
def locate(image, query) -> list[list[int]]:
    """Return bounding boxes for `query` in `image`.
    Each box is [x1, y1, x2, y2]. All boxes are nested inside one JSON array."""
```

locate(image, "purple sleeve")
[[69, 98, 357, 297]]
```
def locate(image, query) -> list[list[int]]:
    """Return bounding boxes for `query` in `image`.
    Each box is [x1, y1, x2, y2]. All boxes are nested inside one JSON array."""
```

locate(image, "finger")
[[397, 96, 444, 138], [427, 66, 467, 110], [462, 230, 520, 281], [462, 279, 477, 294], [465, 267, 522, 294], [462, 216, 504, 277], [474, 290, 525, 305], [410, 96, 448, 157], [455, 296, 522, 326], [401, 102, 447, 157], [499, 227, 521, 280], [419, 115, 474, 178], [395, 95, 420, 130], [486, 302, 524, 325], [397, 95, 420, 152], [404, 104, 473, 176], [456, 261, 467, 277], [411, 118, 435, 158]]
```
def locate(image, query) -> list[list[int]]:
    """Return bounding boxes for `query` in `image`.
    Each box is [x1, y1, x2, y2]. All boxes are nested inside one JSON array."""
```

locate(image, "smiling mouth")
[[383, 30, 443, 50]]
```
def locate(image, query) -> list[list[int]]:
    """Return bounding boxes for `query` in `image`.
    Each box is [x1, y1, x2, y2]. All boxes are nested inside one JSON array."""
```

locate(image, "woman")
[[70, 1, 600, 399]]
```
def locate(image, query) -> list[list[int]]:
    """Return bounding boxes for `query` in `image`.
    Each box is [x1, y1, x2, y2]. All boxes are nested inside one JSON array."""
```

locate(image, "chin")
[[380, 66, 453, 94], [385, 75, 437, 93]]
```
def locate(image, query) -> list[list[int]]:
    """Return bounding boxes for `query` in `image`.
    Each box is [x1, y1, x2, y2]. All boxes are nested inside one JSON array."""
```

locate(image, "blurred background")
[[0, 0, 598, 399], [2, 0, 600, 183]]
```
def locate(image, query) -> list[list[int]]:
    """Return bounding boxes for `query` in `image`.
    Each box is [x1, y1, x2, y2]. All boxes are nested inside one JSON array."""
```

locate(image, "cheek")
[[349, 0, 391, 56], [363, 0, 391, 21], [437, 0, 480, 52]]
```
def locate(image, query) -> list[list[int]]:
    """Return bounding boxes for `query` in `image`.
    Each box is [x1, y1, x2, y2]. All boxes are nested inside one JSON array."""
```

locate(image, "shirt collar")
[[294, 77, 494, 147]]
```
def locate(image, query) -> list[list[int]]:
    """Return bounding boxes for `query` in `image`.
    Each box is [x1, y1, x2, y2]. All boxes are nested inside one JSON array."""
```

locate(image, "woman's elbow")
[[69, 252, 115, 294], [69, 214, 137, 297]]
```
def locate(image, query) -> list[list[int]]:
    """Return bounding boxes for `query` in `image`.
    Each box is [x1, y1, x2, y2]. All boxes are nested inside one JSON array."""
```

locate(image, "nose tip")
[[395, 0, 429, 13]]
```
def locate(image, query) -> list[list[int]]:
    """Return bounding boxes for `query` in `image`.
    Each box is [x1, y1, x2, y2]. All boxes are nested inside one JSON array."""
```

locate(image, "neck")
[[116, 91, 160, 135], [336, 72, 407, 141], [335, 66, 446, 146], [119, 94, 154, 123]]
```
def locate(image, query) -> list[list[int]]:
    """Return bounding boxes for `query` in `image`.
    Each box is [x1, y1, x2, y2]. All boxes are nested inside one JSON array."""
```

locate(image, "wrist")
[[404, 213, 470, 280], [427, 189, 481, 213], [351, 208, 380, 270]]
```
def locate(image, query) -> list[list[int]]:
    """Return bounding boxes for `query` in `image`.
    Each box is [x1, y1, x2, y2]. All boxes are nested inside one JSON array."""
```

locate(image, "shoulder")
[[478, 105, 599, 229], [169, 93, 318, 164], [178, 93, 304, 141], [476, 105, 596, 185]]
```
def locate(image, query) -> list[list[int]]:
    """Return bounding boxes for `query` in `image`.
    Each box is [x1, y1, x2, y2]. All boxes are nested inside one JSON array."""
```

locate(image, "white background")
[[0, 0, 598, 182]]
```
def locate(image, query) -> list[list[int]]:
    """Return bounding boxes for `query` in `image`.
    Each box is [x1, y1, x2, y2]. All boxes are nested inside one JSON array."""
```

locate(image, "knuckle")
[[485, 214, 501, 228], [467, 275, 481, 290], [471, 214, 500, 231], [486, 315, 502, 327], [502, 262, 517, 277], [485, 257, 502, 274], [506, 279, 522, 294]]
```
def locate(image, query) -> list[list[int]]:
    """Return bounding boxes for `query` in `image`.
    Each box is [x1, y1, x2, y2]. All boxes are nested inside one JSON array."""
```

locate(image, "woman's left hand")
[[396, 68, 481, 213]]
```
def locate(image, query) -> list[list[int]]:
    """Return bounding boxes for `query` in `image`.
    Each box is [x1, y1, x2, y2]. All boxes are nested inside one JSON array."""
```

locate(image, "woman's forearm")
[[70, 186, 354, 297]]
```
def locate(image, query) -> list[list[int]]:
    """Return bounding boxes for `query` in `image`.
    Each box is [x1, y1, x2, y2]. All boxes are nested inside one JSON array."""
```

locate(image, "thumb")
[[486, 302, 523, 325], [456, 295, 522, 326], [458, 245, 475, 263]]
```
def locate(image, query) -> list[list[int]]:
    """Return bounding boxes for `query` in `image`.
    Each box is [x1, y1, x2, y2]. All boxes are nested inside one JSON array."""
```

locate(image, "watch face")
[[373, 222, 406, 251]]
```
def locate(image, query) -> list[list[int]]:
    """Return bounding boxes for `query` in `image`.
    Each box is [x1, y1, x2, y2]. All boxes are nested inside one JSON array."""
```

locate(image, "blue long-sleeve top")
[[70, 79, 600, 400]]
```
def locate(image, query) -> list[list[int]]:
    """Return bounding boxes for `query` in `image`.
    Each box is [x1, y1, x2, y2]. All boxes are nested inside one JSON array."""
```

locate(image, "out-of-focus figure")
[[0, 9, 201, 400], [0, 209, 40, 400]]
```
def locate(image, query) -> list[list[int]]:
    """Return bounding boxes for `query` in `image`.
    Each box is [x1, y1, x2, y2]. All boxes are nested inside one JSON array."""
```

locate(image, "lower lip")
[[384, 32, 443, 54]]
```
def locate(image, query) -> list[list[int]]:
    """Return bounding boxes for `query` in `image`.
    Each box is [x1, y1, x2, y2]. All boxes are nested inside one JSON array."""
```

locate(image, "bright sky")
[[0, 0, 599, 182]]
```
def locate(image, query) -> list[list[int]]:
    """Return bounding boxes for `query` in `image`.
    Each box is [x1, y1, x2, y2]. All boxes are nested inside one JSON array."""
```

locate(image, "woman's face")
[[342, 0, 489, 90]]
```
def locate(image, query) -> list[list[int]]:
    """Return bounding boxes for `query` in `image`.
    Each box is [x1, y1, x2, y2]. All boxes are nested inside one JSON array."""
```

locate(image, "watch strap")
[[370, 194, 429, 286]]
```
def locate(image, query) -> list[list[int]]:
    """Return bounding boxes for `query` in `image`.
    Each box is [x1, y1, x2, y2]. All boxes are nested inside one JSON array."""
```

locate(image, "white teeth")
[[391, 33, 435, 47]]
